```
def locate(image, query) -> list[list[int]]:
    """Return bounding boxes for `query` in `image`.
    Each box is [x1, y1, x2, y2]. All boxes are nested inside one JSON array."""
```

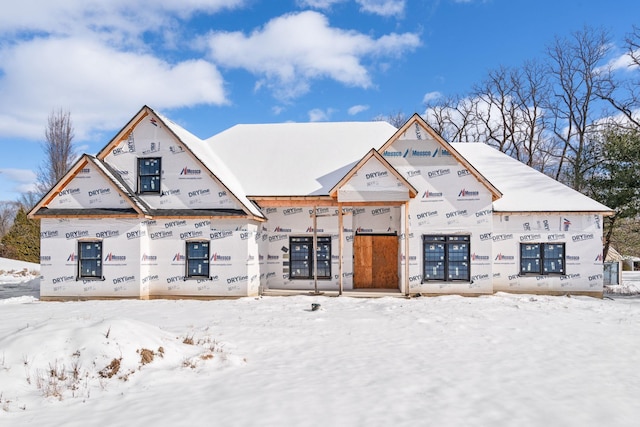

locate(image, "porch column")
[[313, 205, 318, 294], [338, 203, 344, 295], [404, 200, 410, 296]]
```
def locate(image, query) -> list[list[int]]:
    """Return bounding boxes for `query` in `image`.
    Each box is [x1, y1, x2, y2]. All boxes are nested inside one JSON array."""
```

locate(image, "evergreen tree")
[[0, 207, 40, 263], [586, 128, 640, 258]]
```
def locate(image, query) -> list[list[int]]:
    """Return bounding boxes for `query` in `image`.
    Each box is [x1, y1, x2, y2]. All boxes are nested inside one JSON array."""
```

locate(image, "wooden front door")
[[353, 234, 399, 289]]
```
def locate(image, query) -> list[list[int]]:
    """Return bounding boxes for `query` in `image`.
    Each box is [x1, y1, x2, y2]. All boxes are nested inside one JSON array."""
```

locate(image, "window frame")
[[422, 234, 470, 282], [77, 240, 103, 280], [185, 240, 210, 279], [289, 236, 332, 280], [519, 242, 565, 276], [137, 157, 161, 194]]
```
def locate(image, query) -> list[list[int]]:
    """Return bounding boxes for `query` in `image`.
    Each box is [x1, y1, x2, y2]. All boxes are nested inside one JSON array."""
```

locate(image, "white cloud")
[[0, 168, 37, 194], [204, 11, 420, 100], [297, 0, 405, 17], [0, 37, 226, 140], [356, 0, 405, 17], [308, 108, 336, 121], [607, 50, 640, 72], [0, 1, 246, 39], [297, 0, 344, 8], [348, 104, 369, 115], [0, 1, 242, 142], [422, 91, 442, 103]]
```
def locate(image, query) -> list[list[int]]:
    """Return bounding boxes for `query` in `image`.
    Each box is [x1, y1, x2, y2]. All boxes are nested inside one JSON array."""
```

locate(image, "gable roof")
[[205, 121, 398, 196], [329, 148, 418, 201], [378, 114, 502, 201], [97, 106, 264, 220], [29, 154, 147, 218], [452, 142, 612, 213]]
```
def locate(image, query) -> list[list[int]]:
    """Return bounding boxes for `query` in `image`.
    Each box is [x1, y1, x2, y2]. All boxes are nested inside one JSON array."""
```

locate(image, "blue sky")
[[1, 0, 639, 201]]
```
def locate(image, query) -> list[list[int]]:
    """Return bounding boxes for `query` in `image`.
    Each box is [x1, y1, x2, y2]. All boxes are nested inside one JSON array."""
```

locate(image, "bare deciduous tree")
[[511, 59, 555, 172], [0, 201, 18, 238], [546, 26, 611, 191], [597, 25, 640, 130], [424, 94, 480, 142], [37, 109, 76, 195], [373, 110, 409, 128], [472, 66, 520, 156]]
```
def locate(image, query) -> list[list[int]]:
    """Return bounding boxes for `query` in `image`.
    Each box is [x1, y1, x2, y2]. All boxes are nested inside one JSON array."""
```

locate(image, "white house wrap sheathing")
[[39, 217, 259, 299], [380, 123, 495, 294], [488, 212, 605, 293], [45, 160, 131, 210], [40, 218, 144, 298]]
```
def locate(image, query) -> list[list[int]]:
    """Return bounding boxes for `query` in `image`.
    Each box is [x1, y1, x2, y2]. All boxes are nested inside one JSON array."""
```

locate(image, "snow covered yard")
[[1, 290, 640, 427]]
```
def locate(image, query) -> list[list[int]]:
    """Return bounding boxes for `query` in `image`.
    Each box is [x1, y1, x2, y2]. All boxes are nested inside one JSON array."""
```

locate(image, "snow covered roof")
[[205, 121, 398, 196], [207, 119, 609, 214], [452, 143, 612, 213], [154, 111, 265, 219]]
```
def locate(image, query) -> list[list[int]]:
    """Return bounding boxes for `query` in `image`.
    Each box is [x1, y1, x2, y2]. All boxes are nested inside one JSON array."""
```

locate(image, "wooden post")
[[313, 205, 318, 294], [338, 203, 344, 296], [404, 201, 410, 296]]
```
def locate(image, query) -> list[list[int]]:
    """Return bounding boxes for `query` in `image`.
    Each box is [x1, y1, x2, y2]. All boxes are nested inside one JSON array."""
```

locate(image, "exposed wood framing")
[[96, 107, 149, 160], [338, 202, 344, 296], [329, 148, 418, 199], [35, 213, 140, 219], [404, 200, 410, 296]]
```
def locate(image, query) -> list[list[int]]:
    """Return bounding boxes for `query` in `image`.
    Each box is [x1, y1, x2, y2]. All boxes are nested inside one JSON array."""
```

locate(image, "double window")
[[520, 243, 565, 275], [186, 241, 210, 278], [289, 236, 331, 280], [138, 158, 161, 193], [78, 241, 103, 279], [423, 235, 470, 282]]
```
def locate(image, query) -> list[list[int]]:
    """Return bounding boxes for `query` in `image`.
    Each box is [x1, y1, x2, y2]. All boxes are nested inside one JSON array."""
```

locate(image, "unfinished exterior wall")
[[141, 218, 258, 298], [491, 213, 604, 294], [45, 164, 129, 209], [260, 205, 402, 291], [39, 218, 144, 299], [39, 217, 259, 299], [383, 123, 494, 295]]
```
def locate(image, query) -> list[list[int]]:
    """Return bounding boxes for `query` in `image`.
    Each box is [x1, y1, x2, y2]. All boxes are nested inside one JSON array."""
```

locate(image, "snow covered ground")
[[0, 257, 40, 300], [1, 258, 640, 426]]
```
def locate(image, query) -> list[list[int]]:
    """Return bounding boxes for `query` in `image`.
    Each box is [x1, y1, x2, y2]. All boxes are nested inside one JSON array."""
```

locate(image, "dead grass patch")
[[99, 358, 121, 378], [138, 349, 154, 365]]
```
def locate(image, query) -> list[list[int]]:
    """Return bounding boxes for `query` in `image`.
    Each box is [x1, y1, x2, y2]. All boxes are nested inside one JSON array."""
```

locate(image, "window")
[[289, 236, 331, 280], [423, 235, 470, 282], [520, 243, 565, 275], [138, 158, 161, 193], [186, 241, 210, 278], [78, 241, 102, 279]]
